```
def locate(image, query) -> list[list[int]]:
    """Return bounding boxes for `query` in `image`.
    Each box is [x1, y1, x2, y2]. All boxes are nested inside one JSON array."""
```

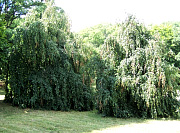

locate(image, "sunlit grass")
[[0, 88, 180, 133], [92, 120, 180, 133], [0, 102, 142, 132], [0, 100, 180, 133]]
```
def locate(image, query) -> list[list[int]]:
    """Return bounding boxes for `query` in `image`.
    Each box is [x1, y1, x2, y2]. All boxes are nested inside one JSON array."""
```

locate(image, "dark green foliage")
[[6, 4, 93, 111], [1, 0, 45, 102], [96, 16, 180, 118], [0, 14, 7, 78], [2, 0, 179, 118], [0, 0, 43, 28]]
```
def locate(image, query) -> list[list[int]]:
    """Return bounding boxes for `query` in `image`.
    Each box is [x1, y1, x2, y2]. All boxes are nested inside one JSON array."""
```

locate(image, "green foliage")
[[0, 0, 43, 28], [96, 16, 180, 118], [78, 23, 118, 47], [0, 14, 7, 78], [2, 0, 179, 118], [0, 0, 45, 103], [6, 3, 93, 111], [150, 23, 180, 68], [150, 23, 180, 89]]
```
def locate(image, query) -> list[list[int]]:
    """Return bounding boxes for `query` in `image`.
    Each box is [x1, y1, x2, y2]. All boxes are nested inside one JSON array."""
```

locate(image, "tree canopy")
[[95, 16, 180, 118], [0, 0, 44, 28], [5, 1, 93, 111], [1, 0, 179, 118]]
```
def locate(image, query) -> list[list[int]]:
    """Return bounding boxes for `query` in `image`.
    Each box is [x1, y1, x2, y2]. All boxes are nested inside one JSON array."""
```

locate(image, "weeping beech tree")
[[65, 36, 98, 88], [6, 2, 93, 110], [96, 16, 180, 118]]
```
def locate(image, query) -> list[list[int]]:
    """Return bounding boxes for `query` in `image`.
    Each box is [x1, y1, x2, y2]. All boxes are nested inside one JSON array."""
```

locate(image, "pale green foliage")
[[150, 23, 180, 87], [176, 52, 180, 61], [150, 23, 180, 66], [96, 15, 179, 118], [78, 23, 119, 47]]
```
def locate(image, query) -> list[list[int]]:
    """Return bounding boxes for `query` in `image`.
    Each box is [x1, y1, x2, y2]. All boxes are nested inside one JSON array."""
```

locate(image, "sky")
[[55, 0, 180, 32]]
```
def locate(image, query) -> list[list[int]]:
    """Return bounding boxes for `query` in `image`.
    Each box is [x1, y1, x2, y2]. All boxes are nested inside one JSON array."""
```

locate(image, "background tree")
[[0, 0, 43, 28], [78, 23, 118, 47], [150, 23, 180, 86]]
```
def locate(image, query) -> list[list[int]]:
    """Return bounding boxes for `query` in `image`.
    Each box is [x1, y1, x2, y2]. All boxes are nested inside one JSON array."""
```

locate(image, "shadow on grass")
[[0, 100, 148, 133], [0, 96, 180, 132], [0, 87, 5, 95]]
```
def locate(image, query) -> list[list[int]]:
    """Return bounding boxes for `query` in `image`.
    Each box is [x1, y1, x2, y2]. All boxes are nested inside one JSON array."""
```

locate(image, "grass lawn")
[[0, 88, 180, 133]]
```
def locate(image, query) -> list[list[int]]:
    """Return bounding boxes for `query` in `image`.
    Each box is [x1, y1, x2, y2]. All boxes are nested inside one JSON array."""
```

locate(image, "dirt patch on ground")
[[0, 95, 5, 100]]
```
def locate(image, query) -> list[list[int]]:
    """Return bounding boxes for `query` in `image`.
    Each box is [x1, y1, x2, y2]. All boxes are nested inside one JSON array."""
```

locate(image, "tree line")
[[0, 0, 179, 118]]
